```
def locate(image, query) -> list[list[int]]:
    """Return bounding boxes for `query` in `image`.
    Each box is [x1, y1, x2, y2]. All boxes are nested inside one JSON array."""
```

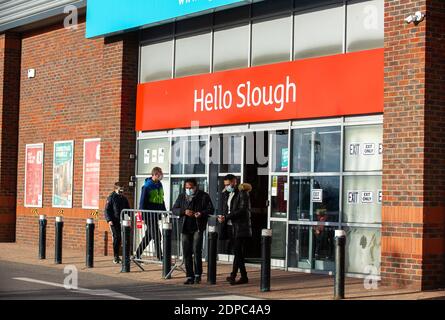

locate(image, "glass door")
[[209, 133, 244, 262], [288, 126, 341, 272], [268, 129, 289, 268]]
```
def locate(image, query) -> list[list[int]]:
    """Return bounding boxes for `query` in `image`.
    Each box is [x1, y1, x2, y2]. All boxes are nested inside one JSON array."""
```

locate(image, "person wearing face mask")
[[218, 174, 252, 285], [104, 182, 130, 264], [172, 178, 214, 284], [135, 167, 166, 261]]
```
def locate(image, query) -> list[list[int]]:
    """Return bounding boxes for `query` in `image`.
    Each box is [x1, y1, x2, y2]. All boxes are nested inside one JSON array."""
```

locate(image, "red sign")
[[25, 144, 44, 207], [136, 211, 143, 229], [82, 139, 101, 209], [136, 48, 384, 132]]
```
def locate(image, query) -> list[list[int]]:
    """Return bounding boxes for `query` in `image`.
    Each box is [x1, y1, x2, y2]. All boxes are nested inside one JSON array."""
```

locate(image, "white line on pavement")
[[196, 295, 262, 300], [12, 277, 140, 300]]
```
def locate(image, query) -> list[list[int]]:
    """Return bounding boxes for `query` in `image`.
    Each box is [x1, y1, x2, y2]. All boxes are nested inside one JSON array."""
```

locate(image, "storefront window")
[[289, 176, 339, 221], [313, 225, 335, 271], [171, 177, 208, 208], [218, 135, 242, 174], [288, 224, 335, 271], [171, 136, 208, 175], [291, 127, 341, 173], [347, 0, 384, 52], [294, 5, 344, 60], [289, 177, 310, 221], [175, 32, 211, 78], [291, 128, 311, 172], [345, 227, 381, 274], [213, 24, 249, 72], [344, 125, 383, 172], [343, 175, 382, 224], [137, 138, 170, 175], [288, 224, 310, 269], [251, 16, 292, 66], [140, 41, 173, 82], [271, 176, 287, 218], [271, 221, 286, 259], [271, 130, 289, 173]]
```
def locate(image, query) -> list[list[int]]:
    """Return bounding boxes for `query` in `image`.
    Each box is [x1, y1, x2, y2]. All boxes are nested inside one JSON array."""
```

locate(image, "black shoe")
[[226, 276, 236, 285], [113, 257, 121, 264], [195, 276, 201, 284], [184, 278, 195, 285], [234, 278, 249, 285]]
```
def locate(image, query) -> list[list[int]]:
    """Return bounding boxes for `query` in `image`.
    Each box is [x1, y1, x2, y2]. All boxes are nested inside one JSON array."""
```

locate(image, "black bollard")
[[334, 229, 346, 300], [261, 229, 272, 292], [207, 225, 218, 285], [86, 218, 95, 268], [54, 216, 64, 264], [162, 220, 172, 279], [38, 215, 47, 260], [121, 219, 131, 273]]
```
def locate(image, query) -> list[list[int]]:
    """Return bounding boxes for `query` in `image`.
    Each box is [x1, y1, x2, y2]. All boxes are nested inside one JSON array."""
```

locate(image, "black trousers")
[[109, 223, 122, 259], [135, 220, 162, 260], [182, 231, 204, 279], [231, 237, 248, 279]]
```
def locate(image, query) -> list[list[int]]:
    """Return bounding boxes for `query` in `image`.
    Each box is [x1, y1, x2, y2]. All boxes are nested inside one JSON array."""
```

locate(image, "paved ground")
[[0, 243, 444, 300]]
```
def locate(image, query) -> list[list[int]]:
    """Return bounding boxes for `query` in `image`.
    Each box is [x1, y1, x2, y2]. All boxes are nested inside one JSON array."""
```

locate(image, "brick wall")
[[15, 18, 138, 255], [0, 32, 21, 242], [383, 0, 445, 290]]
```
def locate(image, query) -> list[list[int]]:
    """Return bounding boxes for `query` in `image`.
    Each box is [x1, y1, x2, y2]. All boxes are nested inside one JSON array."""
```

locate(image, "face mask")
[[225, 185, 234, 193], [185, 188, 195, 196], [116, 188, 123, 194]]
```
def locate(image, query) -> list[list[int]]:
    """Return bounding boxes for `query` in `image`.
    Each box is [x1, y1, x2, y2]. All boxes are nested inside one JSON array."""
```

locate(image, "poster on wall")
[[24, 143, 44, 207], [82, 139, 100, 209], [52, 140, 74, 208]]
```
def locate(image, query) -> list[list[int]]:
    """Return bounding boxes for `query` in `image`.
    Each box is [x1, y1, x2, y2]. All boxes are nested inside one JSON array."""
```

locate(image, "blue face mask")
[[225, 185, 234, 193], [185, 188, 195, 196]]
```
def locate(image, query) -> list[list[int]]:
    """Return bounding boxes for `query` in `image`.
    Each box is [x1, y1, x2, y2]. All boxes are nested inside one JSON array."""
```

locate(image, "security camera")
[[405, 11, 425, 24], [404, 15, 414, 24]]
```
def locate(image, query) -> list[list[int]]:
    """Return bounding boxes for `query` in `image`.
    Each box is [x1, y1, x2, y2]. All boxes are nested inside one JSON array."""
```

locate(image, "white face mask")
[[225, 185, 235, 193], [185, 188, 195, 196]]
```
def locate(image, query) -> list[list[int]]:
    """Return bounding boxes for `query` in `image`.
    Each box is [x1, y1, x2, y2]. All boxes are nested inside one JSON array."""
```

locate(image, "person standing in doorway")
[[217, 174, 252, 285], [104, 182, 130, 264], [172, 178, 214, 285], [135, 167, 166, 260]]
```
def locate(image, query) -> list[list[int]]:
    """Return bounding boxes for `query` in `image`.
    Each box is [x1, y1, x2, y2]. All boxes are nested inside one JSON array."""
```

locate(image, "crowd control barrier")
[[120, 209, 185, 278]]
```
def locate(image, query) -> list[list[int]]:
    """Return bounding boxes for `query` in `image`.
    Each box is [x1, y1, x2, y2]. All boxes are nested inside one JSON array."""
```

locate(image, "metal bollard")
[[334, 229, 346, 300], [54, 216, 64, 264], [38, 215, 47, 260], [261, 229, 272, 292], [121, 219, 131, 273], [162, 220, 172, 279], [86, 218, 95, 268], [207, 225, 218, 285]]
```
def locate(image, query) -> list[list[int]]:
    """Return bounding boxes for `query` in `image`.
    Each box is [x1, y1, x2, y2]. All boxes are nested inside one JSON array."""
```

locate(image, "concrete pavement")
[[0, 243, 444, 300]]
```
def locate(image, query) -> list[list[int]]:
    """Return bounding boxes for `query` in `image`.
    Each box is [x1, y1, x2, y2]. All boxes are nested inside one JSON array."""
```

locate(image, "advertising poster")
[[82, 139, 100, 209], [53, 141, 74, 208], [24, 144, 44, 207]]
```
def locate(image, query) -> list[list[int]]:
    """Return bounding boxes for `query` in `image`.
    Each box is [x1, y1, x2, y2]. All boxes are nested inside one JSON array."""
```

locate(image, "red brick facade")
[[0, 1, 443, 290], [0, 32, 21, 242], [382, 0, 445, 289], [14, 18, 138, 255]]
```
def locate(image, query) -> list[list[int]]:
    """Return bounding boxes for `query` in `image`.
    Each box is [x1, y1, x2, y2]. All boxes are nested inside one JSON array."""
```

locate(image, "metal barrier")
[[120, 209, 185, 278]]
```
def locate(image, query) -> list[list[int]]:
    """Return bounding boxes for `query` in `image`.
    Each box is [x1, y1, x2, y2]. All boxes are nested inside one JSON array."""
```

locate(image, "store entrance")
[[210, 131, 269, 263]]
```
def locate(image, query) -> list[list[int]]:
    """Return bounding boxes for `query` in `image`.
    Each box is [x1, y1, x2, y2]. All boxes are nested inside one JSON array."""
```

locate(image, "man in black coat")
[[104, 182, 130, 264], [218, 174, 252, 285], [172, 178, 214, 284]]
